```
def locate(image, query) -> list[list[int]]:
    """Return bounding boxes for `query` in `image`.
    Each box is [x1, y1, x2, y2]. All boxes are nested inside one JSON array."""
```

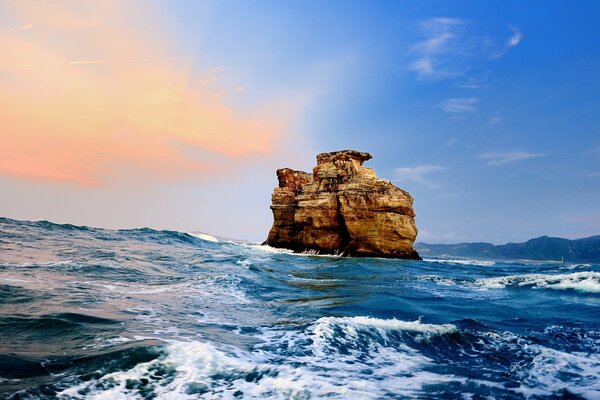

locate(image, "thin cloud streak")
[[68, 60, 106, 65], [409, 17, 465, 79], [394, 165, 445, 188], [490, 26, 523, 59], [478, 151, 546, 166], [410, 18, 523, 80], [441, 97, 479, 113], [508, 27, 523, 47]]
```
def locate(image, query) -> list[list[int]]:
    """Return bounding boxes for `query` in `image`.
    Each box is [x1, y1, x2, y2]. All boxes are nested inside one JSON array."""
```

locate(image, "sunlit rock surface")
[[265, 150, 420, 259]]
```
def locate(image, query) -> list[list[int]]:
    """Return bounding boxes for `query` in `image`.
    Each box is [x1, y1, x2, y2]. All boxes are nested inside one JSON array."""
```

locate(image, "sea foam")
[[189, 232, 219, 243], [56, 338, 445, 399], [422, 258, 496, 267], [57, 317, 462, 399], [313, 316, 457, 338], [475, 271, 600, 293]]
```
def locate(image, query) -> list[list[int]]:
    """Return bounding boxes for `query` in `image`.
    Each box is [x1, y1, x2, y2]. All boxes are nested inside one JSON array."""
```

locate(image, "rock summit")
[[265, 150, 420, 259]]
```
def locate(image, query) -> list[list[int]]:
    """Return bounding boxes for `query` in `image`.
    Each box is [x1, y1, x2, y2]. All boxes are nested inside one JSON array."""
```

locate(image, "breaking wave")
[[423, 258, 496, 267], [1, 217, 600, 399], [54, 317, 463, 399], [475, 271, 600, 293]]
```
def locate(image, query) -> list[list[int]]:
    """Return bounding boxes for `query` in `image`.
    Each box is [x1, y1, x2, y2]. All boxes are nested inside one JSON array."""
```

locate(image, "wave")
[[245, 244, 344, 259], [559, 263, 593, 270], [56, 340, 380, 399], [313, 316, 457, 338], [309, 316, 458, 366], [117, 227, 205, 246], [417, 275, 462, 286], [63, 316, 599, 399], [3, 216, 600, 398], [0, 216, 211, 248], [56, 317, 462, 399], [422, 258, 496, 267], [417, 271, 600, 294], [76, 273, 250, 304], [10, 314, 600, 398], [189, 232, 219, 243], [472, 329, 600, 398], [475, 271, 600, 293]]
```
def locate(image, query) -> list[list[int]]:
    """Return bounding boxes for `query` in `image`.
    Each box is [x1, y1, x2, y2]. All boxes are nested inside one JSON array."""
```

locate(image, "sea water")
[[0, 217, 599, 399]]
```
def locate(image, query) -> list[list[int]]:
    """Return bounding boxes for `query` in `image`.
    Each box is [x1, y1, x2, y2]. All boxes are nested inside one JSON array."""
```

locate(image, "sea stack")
[[265, 150, 421, 259]]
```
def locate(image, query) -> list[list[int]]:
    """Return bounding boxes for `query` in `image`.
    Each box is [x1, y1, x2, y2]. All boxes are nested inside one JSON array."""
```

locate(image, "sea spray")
[[1, 217, 599, 399]]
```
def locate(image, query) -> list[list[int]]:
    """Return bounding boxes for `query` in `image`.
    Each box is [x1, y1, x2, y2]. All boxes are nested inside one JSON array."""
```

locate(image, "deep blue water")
[[0, 217, 599, 399]]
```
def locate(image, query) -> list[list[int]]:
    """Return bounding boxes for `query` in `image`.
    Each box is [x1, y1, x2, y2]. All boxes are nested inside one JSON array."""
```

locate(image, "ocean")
[[0, 217, 599, 399]]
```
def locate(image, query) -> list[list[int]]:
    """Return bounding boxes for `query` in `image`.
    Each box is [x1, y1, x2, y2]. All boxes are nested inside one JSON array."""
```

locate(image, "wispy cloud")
[[446, 137, 458, 147], [442, 97, 479, 114], [508, 27, 523, 47], [457, 75, 488, 89], [9, 23, 33, 32], [441, 97, 479, 113], [394, 165, 445, 187], [588, 172, 600, 178], [68, 60, 106, 65], [409, 17, 466, 79], [490, 26, 523, 59], [478, 151, 546, 166], [409, 19, 522, 80]]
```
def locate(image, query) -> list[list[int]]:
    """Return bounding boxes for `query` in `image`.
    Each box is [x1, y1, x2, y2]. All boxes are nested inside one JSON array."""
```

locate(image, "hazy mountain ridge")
[[415, 235, 600, 263]]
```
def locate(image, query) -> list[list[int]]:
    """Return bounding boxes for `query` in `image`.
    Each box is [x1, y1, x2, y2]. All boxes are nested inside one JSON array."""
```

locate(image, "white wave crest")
[[59, 340, 346, 399], [246, 244, 342, 258], [559, 263, 592, 270], [423, 258, 496, 267], [418, 275, 458, 286], [245, 243, 294, 255], [58, 316, 462, 399], [189, 232, 219, 243], [476, 271, 600, 293], [311, 316, 457, 359], [313, 316, 456, 338], [0, 276, 33, 283], [236, 259, 252, 267], [56, 339, 432, 399], [77, 273, 249, 303], [477, 330, 600, 398], [519, 345, 600, 397]]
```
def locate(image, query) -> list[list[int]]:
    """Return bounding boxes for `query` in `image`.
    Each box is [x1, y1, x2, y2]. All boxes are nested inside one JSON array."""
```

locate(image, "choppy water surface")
[[1, 217, 599, 399]]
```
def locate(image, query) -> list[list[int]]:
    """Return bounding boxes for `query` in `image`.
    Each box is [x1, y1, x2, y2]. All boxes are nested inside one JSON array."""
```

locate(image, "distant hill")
[[415, 235, 600, 263]]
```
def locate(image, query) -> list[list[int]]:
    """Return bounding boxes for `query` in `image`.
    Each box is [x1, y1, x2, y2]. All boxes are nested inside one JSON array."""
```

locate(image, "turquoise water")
[[0, 217, 599, 399]]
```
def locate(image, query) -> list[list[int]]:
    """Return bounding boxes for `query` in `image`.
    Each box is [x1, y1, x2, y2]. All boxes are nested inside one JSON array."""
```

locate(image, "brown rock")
[[265, 150, 421, 259]]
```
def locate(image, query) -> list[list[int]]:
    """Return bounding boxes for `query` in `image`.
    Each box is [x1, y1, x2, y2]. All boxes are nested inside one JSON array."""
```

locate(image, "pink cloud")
[[0, 1, 292, 185]]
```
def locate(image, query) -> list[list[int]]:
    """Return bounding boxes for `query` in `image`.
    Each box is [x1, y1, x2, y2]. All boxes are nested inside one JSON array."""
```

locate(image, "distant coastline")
[[416, 235, 600, 263]]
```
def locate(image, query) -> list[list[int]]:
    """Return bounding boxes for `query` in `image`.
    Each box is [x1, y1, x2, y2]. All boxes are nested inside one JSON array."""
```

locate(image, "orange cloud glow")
[[0, 1, 290, 185]]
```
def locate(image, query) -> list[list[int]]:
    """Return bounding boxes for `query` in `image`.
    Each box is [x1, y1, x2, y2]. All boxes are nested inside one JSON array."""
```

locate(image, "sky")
[[1, 0, 599, 244]]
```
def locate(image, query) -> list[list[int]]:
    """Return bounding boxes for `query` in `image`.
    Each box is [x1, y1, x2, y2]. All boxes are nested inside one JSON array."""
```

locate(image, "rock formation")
[[265, 150, 420, 259]]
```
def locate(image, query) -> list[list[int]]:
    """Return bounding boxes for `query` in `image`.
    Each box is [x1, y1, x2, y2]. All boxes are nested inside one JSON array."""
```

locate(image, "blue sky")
[[1, 1, 599, 243]]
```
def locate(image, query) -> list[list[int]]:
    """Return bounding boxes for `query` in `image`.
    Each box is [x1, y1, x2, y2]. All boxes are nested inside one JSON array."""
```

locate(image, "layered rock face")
[[265, 150, 420, 259]]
